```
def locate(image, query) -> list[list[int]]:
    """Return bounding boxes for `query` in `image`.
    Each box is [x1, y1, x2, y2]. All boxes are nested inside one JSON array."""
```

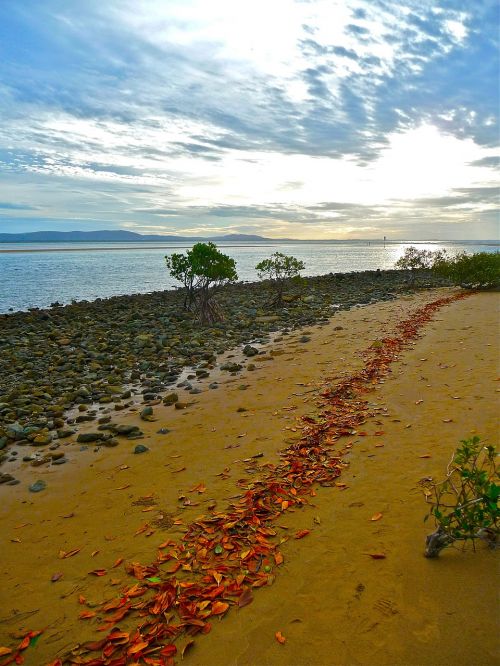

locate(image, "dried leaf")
[[275, 631, 286, 644], [181, 640, 194, 659], [237, 587, 253, 608], [294, 529, 310, 539], [0, 648, 12, 657], [128, 641, 148, 655], [112, 558, 124, 568], [370, 513, 383, 521], [58, 547, 81, 559], [51, 572, 63, 582], [79, 610, 96, 619], [89, 569, 107, 576], [211, 601, 229, 615], [366, 553, 386, 559]]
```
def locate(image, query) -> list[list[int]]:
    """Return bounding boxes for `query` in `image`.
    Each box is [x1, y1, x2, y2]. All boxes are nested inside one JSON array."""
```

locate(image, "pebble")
[[29, 480, 47, 492], [133, 444, 149, 454]]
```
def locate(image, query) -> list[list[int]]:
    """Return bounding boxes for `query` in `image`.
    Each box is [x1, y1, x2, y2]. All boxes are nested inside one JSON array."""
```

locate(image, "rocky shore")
[[0, 269, 447, 484]]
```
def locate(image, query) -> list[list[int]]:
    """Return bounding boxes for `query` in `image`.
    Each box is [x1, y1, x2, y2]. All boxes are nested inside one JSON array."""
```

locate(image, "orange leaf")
[[128, 641, 149, 655], [0, 648, 12, 657], [91, 550, 99, 557], [78, 595, 86, 605], [211, 601, 229, 615], [294, 529, 310, 539], [275, 631, 286, 644], [79, 610, 96, 619], [89, 569, 107, 576], [374, 431, 385, 436], [112, 558, 124, 568], [371, 513, 383, 521], [274, 552, 284, 566]]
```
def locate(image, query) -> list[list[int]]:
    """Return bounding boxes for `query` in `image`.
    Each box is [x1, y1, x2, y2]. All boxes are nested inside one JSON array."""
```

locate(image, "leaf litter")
[[35, 293, 469, 666]]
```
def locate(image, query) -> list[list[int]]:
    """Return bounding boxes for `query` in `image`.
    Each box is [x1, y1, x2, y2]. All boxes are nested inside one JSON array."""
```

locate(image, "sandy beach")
[[0, 288, 498, 666]]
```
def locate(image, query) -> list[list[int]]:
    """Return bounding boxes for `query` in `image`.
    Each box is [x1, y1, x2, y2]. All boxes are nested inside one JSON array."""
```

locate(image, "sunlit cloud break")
[[0, 0, 498, 239]]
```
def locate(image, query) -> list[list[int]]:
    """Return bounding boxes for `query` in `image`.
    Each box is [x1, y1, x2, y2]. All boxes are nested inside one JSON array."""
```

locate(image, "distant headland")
[[0, 230, 275, 243]]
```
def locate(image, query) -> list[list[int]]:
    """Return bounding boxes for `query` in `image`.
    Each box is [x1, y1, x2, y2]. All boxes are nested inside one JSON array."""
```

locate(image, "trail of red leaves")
[[55, 293, 468, 666]]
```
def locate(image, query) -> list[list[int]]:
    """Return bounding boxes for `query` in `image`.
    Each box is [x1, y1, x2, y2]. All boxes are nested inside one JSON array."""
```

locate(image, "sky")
[[0, 0, 498, 239]]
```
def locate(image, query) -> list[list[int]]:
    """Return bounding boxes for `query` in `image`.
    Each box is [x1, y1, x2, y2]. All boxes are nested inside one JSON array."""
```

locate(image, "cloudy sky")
[[0, 0, 498, 239]]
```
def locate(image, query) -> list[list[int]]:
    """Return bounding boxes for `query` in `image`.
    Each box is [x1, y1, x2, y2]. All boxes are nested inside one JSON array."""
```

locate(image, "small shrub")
[[165, 242, 237, 324], [432, 251, 500, 289], [423, 437, 499, 558], [395, 246, 446, 285], [256, 252, 305, 306]]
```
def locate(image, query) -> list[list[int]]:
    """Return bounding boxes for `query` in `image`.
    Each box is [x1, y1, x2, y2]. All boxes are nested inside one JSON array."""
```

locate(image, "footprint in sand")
[[374, 598, 399, 616]]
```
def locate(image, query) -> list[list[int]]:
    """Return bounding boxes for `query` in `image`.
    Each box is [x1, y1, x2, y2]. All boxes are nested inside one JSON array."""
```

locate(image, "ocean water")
[[0, 240, 497, 313]]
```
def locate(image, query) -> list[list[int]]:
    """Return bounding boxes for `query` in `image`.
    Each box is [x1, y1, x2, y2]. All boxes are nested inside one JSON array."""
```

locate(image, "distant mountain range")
[[0, 230, 275, 243]]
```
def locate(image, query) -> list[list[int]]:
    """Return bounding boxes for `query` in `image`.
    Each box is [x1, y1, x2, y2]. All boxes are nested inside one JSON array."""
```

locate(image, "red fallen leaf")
[[51, 572, 63, 582], [274, 552, 284, 565], [294, 529, 310, 539], [112, 557, 124, 568], [374, 431, 385, 436], [370, 513, 383, 521], [366, 553, 386, 559], [79, 610, 96, 619], [160, 645, 177, 657], [275, 631, 286, 644], [89, 569, 107, 576], [237, 587, 253, 609], [78, 595, 86, 605], [211, 601, 229, 615], [58, 547, 81, 559]]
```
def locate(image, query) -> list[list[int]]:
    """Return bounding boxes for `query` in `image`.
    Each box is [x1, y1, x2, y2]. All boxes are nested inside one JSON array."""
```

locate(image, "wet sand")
[[0, 289, 498, 665]]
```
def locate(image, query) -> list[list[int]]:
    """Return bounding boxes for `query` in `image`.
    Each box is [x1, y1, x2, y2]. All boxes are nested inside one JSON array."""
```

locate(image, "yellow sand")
[[0, 289, 498, 666]]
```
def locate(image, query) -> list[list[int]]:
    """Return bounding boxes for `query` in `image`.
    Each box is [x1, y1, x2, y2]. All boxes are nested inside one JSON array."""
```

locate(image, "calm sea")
[[0, 240, 497, 314]]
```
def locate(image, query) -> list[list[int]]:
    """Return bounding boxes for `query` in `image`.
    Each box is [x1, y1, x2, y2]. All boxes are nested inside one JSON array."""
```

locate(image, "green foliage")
[[432, 251, 500, 288], [165, 252, 196, 309], [394, 246, 447, 284], [423, 437, 499, 557], [165, 242, 237, 323], [255, 252, 305, 305]]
